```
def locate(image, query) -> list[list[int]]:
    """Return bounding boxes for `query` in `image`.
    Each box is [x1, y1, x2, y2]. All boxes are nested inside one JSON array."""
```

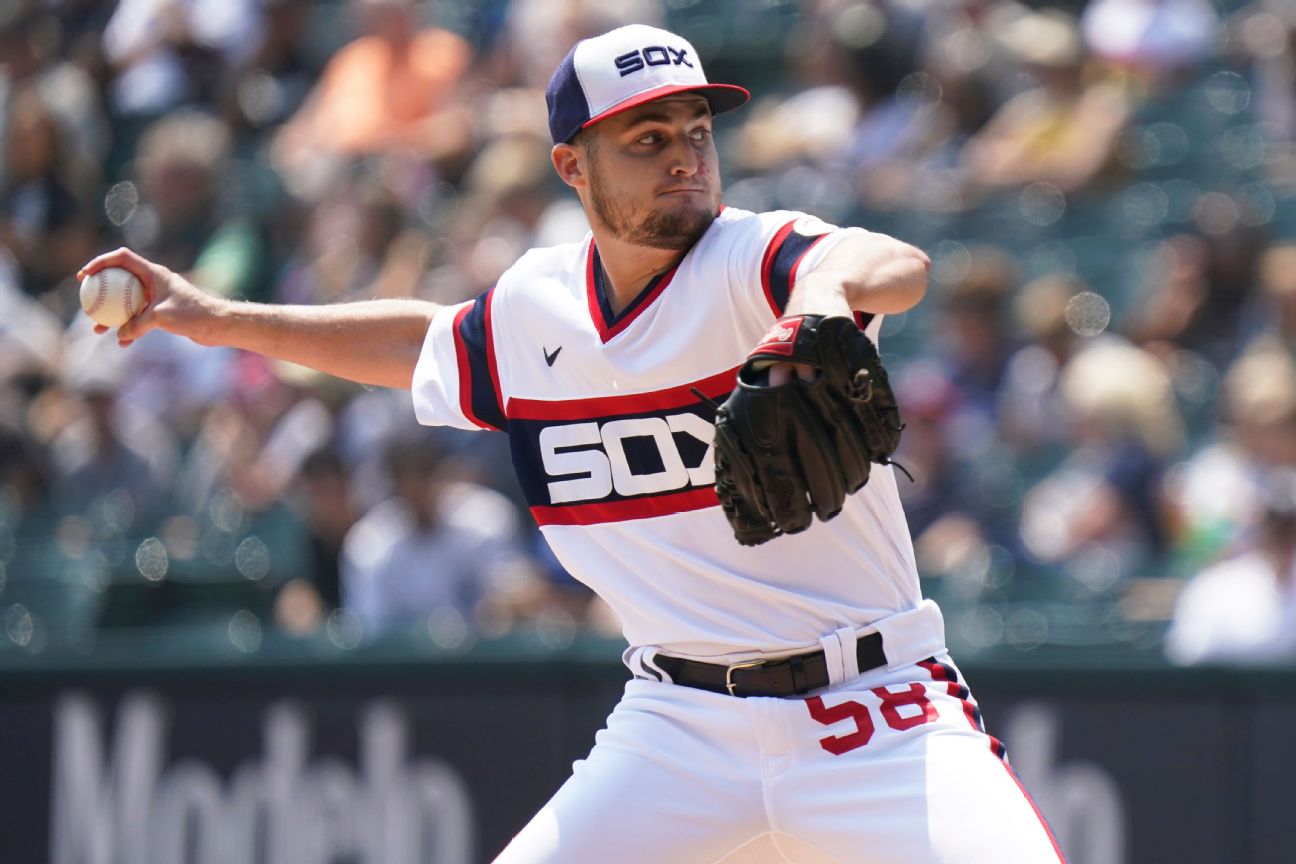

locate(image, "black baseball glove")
[[711, 315, 904, 546]]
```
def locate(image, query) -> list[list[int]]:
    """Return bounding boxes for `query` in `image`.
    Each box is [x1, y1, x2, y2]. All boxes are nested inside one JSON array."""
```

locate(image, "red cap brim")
[[581, 83, 751, 131]]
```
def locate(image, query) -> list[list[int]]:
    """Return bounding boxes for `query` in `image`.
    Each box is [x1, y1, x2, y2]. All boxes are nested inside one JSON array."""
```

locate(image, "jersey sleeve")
[[411, 288, 508, 432], [725, 211, 871, 317], [726, 210, 881, 333]]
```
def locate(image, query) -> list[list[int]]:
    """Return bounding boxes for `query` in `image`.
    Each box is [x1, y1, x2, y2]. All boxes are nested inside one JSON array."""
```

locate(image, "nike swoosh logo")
[[544, 346, 562, 367]]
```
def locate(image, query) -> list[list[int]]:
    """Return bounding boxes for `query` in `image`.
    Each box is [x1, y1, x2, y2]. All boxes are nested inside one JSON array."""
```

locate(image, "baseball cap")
[[546, 24, 750, 145]]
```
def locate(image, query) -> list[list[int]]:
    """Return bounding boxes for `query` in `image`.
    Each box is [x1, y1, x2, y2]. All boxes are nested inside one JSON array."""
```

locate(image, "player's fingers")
[[78, 248, 157, 299], [766, 363, 818, 387], [116, 306, 159, 346]]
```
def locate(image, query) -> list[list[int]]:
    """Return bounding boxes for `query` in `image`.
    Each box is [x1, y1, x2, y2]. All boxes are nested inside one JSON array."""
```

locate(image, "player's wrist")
[[782, 272, 852, 319], [179, 289, 238, 347]]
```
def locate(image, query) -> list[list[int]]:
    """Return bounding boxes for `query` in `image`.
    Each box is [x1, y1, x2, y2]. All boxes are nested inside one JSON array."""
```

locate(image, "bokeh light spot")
[[326, 609, 364, 649], [228, 610, 262, 653], [5, 604, 34, 647], [1020, 182, 1066, 226], [427, 606, 469, 650], [1122, 182, 1169, 228], [235, 536, 270, 581], [1204, 71, 1251, 115], [1064, 292, 1111, 337], [103, 182, 139, 227], [135, 537, 169, 582]]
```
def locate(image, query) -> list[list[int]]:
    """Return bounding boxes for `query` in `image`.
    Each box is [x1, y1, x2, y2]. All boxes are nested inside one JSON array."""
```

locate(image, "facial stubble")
[[584, 142, 716, 251]]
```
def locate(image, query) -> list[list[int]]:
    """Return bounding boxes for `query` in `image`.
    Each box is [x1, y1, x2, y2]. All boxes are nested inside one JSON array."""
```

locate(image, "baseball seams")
[[82, 269, 141, 327], [122, 273, 137, 321], [85, 271, 109, 317]]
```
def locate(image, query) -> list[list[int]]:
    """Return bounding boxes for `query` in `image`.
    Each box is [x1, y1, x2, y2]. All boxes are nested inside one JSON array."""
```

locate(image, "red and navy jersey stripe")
[[506, 368, 738, 526], [761, 219, 833, 316], [759, 222, 878, 336], [452, 289, 507, 431]]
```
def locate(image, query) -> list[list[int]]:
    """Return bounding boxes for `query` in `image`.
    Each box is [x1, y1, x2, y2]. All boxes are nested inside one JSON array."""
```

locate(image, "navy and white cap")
[[546, 24, 750, 145]]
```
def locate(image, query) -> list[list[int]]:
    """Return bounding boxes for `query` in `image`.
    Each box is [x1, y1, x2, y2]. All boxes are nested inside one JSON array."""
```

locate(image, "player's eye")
[[690, 127, 711, 142]]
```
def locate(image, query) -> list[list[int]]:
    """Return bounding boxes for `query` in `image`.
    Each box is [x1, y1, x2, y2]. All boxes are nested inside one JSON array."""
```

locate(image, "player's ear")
[[551, 143, 586, 189]]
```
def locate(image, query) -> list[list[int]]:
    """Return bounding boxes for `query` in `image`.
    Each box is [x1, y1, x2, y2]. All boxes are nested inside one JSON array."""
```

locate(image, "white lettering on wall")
[[1006, 704, 1126, 864], [50, 693, 474, 864]]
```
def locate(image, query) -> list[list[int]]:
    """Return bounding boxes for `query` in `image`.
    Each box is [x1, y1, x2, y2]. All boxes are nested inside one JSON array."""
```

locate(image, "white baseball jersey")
[[411, 206, 922, 660], [413, 206, 1068, 864]]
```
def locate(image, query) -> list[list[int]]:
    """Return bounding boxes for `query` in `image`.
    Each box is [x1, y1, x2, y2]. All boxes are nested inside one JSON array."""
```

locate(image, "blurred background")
[[3, 1, 1296, 862]]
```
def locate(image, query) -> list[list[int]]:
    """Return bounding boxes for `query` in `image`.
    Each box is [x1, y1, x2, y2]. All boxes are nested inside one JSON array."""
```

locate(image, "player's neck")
[[592, 230, 685, 317]]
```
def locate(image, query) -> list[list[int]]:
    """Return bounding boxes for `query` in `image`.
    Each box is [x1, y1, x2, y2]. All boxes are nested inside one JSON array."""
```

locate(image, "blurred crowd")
[[1, 0, 1294, 663]]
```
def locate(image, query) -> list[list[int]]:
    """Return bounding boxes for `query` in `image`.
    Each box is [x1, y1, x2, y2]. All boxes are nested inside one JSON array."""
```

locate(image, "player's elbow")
[[369, 302, 438, 390], [847, 239, 929, 314], [893, 243, 929, 310]]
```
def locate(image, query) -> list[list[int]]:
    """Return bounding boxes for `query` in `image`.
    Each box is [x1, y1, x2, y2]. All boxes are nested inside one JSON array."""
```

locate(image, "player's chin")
[[636, 205, 716, 250]]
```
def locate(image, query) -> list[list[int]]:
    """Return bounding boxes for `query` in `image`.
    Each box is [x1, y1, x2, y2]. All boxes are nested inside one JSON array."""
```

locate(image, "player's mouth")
[[658, 187, 707, 197]]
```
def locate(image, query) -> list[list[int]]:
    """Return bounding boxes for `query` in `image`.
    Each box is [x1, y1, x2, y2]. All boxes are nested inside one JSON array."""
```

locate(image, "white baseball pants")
[[494, 653, 1065, 863]]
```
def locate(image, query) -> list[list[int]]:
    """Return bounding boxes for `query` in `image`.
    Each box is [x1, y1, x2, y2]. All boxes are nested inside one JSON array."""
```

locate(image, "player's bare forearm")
[[785, 233, 929, 319], [208, 298, 438, 389], [78, 247, 438, 390]]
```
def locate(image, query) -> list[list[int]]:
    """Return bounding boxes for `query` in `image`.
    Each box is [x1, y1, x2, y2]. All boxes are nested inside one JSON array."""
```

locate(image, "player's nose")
[[666, 137, 702, 177]]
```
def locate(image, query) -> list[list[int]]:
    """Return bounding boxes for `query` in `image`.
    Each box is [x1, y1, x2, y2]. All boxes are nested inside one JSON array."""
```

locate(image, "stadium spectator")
[[272, 0, 475, 194], [0, 4, 55, 88], [47, 336, 178, 530], [221, 0, 318, 138], [998, 272, 1090, 461], [893, 363, 1001, 590], [1233, 0, 1296, 193], [733, 0, 926, 182], [1018, 338, 1184, 588], [1081, 0, 1220, 88], [340, 434, 528, 634], [0, 84, 98, 303], [874, 0, 1014, 212], [173, 353, 326, 515], [273, 446, 357, 635], [129, 110, 266, 299], [488, 0, 664, 93], [1125, 213, 1267, 368], [933, 245, 1020, 435], [273, 172, 416, 306], [1168, 336, 1296, 567], [101, 0, 264, 118], [0, 420, 50, 532], [1165, 470, 1296, 665], [1251, 241, 1296, 345], [959, 8, 1132, 200], [449, 134, 588, 296]]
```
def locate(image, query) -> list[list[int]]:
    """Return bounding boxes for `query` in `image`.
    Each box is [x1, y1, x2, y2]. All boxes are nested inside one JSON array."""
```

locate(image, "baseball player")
[[81, 24, 1066, 864]]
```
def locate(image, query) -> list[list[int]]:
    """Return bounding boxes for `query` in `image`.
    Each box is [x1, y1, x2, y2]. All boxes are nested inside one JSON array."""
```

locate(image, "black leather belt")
[[654, 632, 886, 698]]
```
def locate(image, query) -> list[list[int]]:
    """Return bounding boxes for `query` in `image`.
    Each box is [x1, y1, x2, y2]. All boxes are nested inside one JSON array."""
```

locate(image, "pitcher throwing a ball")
[[80, 25, 1066, 863]]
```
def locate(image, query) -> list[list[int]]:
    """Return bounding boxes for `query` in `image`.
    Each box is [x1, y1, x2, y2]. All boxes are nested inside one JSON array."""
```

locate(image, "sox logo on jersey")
[[508, 366, 738, 527], [540, 412, 715, 504]]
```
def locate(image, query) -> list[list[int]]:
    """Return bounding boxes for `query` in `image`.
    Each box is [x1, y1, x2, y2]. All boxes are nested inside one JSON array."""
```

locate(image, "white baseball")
[[80, 266, 146, 329]]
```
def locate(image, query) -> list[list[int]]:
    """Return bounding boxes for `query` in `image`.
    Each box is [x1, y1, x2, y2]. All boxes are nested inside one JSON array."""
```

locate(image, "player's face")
[[582, 95, 721, 251]]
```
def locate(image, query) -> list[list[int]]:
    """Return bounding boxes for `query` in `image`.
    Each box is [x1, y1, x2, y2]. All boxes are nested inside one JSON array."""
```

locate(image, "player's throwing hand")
[[77, 247, 225, 347]]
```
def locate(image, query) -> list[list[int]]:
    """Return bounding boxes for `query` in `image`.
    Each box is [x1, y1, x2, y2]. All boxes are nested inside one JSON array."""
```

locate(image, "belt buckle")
[[725, 659, 768, 696]]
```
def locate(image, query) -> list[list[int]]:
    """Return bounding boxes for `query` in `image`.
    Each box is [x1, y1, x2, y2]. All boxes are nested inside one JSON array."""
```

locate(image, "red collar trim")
[[585, 239, 683, 343]]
